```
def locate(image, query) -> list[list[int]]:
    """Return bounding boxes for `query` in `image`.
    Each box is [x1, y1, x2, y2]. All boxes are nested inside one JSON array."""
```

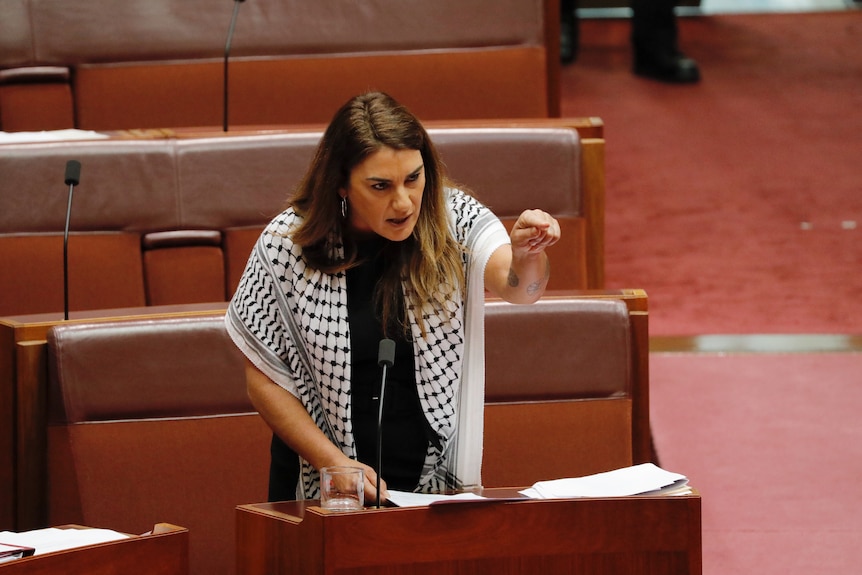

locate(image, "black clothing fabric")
[[630, 0, 679, 55], [266, 237, 429, 501], [268, 433, 301, 502], [346, 237, 428, 491], [561, 0, 680, 53]]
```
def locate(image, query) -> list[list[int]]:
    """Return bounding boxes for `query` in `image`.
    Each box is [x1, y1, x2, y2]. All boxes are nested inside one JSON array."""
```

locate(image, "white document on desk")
[[386, 490, 488, 508], [0, 129, 110, 144], [0, 527, 129, 556], [521, 463, 690, 499]]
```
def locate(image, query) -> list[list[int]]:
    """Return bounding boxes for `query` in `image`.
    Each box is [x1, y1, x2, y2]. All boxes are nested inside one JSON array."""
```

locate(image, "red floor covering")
[[650, 352, 862, 574], [561, 12, 862, 336], [556, 10, 862, 573]]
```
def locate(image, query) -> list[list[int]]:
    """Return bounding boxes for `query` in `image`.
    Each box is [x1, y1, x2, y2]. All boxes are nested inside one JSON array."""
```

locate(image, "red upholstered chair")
[[482, 294, 649, 487], [45, 315, 270, 575], [142, 230, 227, 306]]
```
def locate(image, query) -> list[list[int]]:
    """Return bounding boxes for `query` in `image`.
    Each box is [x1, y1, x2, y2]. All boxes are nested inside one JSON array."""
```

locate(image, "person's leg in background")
[[560, 0, 579, 64], [631, 0, 700, 83], [561, 0, 700, 84]]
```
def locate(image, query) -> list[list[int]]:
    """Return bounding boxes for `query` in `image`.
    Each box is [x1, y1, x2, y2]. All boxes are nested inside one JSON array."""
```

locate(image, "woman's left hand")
[[509, 209, 561, 256]]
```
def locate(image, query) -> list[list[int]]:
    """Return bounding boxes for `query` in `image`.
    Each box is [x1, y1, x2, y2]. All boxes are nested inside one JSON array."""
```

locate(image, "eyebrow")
[[365, 164, 424, 183]]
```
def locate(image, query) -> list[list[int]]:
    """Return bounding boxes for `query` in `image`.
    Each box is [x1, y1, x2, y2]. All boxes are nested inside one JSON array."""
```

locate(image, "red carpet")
[[561, 11, 862, 574], [650, 352, 862, 575], [561, 12, 862, 335]]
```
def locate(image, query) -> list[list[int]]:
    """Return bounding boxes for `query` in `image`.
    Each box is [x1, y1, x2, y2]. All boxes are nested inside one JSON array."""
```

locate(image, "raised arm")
[[484, 209, 560, 304]]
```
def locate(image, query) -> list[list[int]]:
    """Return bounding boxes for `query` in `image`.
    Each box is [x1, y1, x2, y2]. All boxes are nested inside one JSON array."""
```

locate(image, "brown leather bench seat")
[[46, 315, 271, 575], [42, 291, 647, 574], [483, 296, 644, 487], [0, 122, 603, 317]]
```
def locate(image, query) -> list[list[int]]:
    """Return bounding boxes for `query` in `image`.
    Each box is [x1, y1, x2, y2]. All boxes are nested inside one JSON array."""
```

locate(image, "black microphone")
[[223, 0, 246, 132], [62, 160, 81, 321], [375, 338, 396, 508]]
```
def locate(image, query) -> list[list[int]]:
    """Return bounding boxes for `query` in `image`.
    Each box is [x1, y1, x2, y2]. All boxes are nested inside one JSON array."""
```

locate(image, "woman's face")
[[341, 147, 425, 242]]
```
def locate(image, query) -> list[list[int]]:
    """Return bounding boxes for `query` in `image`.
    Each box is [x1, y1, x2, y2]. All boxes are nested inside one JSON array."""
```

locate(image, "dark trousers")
[[562, 0, 680, 54], [631, 0, 679, 53], [268, 433, 300, 502]]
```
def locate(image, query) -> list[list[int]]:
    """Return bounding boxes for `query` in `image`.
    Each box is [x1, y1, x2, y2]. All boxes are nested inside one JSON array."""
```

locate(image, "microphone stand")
[[376, 339, 396, 508], [62, 160, 81, 321], [223, 0, 246, 132], [376, 363, 388, 508]]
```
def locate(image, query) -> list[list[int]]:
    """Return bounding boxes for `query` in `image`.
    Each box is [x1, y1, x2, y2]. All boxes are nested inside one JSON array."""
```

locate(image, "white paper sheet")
[[0, 130, 110, 144], [520, 463, 690, 499], [0, 527, 129, 556], [386, 490, 488, 508]]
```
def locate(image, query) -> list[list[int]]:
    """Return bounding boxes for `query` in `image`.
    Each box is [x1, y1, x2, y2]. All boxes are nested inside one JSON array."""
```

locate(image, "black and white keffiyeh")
[[225, 188, 508, 499]]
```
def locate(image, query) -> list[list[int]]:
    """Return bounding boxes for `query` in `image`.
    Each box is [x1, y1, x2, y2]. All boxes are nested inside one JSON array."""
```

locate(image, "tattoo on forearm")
[[509, 257, 551, 295], [526, 279, 543, 295], [507, 268, 519, 288], [525, 257, 551, 295]]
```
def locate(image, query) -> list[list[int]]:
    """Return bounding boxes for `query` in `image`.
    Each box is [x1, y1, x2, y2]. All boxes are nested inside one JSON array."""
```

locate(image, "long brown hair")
[[289, 92, 466, 336]]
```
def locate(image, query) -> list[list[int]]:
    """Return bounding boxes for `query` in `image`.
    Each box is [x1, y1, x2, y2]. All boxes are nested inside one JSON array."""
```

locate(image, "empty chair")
[[46, 315, 270, 575]]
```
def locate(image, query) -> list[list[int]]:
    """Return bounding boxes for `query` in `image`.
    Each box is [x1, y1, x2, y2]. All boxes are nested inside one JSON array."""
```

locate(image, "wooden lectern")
[[236, 490, 701, 575], [0, 523, 188, 575]]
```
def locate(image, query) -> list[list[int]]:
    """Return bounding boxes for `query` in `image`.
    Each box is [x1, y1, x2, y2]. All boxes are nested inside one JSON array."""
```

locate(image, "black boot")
[[630, 0, 700, 83], [633, 47, 700, 83]]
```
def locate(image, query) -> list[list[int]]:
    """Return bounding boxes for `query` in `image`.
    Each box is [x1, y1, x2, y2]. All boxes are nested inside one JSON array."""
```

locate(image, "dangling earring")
[[340, 196, 348, 219]]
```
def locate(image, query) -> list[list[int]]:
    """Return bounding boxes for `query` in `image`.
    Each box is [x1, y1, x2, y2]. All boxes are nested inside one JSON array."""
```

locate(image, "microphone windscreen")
[[378, 338, 396, 368], [64, 160, 81, 186]]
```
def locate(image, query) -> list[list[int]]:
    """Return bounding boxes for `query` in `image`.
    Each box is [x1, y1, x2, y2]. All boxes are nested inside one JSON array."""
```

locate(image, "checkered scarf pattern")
[[226, 188, 507, 498]]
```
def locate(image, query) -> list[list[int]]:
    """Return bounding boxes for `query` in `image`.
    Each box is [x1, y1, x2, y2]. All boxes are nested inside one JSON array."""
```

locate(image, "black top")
[[346, 236, 429, 491], [267, 237, 430, 501]]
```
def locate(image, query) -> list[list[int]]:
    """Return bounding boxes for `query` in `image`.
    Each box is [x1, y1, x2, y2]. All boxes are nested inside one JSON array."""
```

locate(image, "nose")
[[391, 185, 412, 212]]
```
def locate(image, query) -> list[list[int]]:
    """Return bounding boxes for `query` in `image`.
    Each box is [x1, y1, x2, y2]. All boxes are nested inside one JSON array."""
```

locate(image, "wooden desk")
[[0, 523, 188, 575], [236, 489, 701, 575]]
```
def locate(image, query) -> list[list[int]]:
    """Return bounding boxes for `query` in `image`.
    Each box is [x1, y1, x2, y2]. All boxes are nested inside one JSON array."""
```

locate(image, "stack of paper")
[[520, 463, 691, 499], [0, 527, 129, 556], [0, 130, 109, 144]]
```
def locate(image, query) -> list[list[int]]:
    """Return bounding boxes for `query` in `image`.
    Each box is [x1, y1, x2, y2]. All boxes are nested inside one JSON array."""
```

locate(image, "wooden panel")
[[0, 324, 13, 530], [47, 418, 269, 575], [230, 48, 550, 127], [483, 399, 633, 487], [581, 138, 605, 289], [74, 48, 550, 131], [0, 83, 74, 132], [74, 62, 222, 131], [236, 493, 702, 575], [0, 523, 189, 575], [15, 341, 49, 530]]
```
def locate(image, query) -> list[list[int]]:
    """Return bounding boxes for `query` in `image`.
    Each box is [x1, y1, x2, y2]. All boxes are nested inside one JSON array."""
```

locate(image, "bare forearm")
[[244, 358, 388, 501], [504, 251, 551, 304], [245, 360, 345, 471]]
